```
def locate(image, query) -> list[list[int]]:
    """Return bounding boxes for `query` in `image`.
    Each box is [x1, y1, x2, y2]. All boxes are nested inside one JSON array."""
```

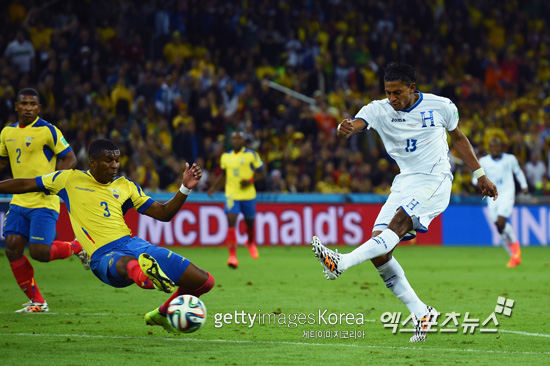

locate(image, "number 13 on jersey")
[[405, 139, 417, 152]]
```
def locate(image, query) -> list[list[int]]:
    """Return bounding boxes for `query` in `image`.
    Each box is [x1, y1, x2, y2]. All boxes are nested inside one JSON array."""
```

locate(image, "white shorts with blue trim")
[[373, 173, 452, 240]]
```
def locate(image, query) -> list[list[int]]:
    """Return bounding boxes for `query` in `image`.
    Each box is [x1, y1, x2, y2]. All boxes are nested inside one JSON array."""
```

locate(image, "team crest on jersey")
[[110, 189, 120, 199], [25, 136, 34, 147]]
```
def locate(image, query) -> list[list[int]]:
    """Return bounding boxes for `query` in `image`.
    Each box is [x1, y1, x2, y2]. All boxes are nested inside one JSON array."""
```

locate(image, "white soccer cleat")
[[311, 236, 343, 280], [15, 300, 49, 313], [76, 247, 91, 270], [410, 306, 438, 342]]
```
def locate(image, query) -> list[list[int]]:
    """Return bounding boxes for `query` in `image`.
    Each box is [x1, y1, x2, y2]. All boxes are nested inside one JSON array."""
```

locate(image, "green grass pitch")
[[1, 245, 549, 365]]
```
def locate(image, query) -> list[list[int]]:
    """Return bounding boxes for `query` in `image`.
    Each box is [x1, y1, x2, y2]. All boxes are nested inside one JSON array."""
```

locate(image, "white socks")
[[339, 229, 400, 271], [501, 223, 517, 256], [377, 257, 427, 319]]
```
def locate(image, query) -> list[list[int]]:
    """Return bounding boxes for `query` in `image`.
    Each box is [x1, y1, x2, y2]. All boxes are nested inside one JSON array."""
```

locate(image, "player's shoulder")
[[32, 117, 55, 128], [244, 147, 260, 156], [501, 152, 518, 162], [420, 92, 454, 106], [479, 155, 490, 163]]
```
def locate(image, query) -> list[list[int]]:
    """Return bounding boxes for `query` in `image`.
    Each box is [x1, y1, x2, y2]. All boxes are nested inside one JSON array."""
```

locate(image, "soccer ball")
[[167, 294, 207, 333]]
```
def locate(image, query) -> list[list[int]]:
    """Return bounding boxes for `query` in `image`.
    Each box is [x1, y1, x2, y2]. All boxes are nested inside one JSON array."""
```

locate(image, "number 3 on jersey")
[[100, 201, 111, 217], [405, 139, 417, 152]]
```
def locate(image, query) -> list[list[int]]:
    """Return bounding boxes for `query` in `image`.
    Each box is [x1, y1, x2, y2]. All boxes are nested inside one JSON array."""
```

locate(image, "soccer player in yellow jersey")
[[0, 139, 214, 333], [208, 131, 265, 268], [0, 88, 87, 313]]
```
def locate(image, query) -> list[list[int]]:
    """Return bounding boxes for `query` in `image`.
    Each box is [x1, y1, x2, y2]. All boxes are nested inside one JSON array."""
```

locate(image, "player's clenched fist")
[[337, 118, 354, 139]]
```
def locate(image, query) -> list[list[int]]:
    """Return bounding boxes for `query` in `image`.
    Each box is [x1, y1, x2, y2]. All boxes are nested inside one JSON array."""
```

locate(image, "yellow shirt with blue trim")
[[0, 117, 73, 212], [220, 147, 263, 200], [37, 170, 154, 256]]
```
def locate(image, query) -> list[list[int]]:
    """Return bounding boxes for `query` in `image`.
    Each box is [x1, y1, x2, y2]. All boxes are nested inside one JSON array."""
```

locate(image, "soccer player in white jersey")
[[310, 62, 498, 342], [473, 138, 528, 267]]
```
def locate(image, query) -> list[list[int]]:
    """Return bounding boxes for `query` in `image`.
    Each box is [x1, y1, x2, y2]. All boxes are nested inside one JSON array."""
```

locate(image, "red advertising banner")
[[56, 203, 442, 246]]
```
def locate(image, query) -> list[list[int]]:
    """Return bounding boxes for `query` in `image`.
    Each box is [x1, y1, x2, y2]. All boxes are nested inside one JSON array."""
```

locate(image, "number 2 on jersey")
[[405, 139, 417, 152]]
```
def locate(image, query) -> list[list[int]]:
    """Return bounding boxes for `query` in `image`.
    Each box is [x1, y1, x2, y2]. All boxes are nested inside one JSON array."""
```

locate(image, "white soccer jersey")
[[355, 91, 458, 176], [475, 153, 527, 197]]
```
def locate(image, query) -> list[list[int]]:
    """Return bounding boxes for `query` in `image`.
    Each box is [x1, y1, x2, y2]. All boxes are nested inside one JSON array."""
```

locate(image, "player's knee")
[[5, 246, 24, 261], [495, 223, 505, 234], [29, 244, 51, 262]]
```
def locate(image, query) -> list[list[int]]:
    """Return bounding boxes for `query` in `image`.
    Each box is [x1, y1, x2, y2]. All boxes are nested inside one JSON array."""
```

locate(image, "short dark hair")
[[88, 139, 119, 160], [383, 62, 417, 85], [16, 88, 40, 103]]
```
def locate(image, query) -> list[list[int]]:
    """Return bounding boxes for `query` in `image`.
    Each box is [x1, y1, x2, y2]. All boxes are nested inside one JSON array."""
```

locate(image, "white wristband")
[[473, 168, 485, 179], [179, 184, 192, 195]]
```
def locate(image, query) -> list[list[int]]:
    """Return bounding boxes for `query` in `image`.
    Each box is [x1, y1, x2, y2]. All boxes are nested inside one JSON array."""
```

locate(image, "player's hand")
[[478, 176, 498, 201], [522, 188, 529, 195], [182, 163, 202, 190], [240, 179, 253, 188], [337, 118, 354, 139]]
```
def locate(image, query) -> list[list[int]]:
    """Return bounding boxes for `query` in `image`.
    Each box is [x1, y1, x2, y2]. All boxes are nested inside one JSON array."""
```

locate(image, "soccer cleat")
[[227, 255, 239, 269], [145, 308, 179, 334], [410, 306, 438, 342], [76, 247, 91, 270], [246, 240, 259, 260], [507, 242, 522, 268], [138, 253, 176, 293], [311, 236, 343, 280], [507, 255, 521, 268], [15, 300, 49, 313]]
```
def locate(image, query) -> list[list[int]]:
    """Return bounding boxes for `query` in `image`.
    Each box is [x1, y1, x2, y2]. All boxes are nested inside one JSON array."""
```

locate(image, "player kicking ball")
[[0, 139, 214, 333], [311, 62, 498, 342]]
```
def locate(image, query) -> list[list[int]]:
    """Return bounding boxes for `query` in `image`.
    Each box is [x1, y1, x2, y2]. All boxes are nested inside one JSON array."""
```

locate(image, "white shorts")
[[486, 192, 514, 222], [373, 173, 452, 239]]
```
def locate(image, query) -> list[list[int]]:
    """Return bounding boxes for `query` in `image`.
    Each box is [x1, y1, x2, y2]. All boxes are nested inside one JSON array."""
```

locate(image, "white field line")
[[0, 332, 549, 356]]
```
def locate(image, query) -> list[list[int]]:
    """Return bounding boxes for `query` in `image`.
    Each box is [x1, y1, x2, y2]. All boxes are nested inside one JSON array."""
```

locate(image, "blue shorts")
[[3, 205, 59, 245], [225, 198, 256, 220], [89, 236, 191, 288]]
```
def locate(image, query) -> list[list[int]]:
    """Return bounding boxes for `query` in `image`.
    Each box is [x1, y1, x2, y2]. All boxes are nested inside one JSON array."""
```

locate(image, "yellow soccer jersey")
[[220, 147, 263, 200], [37, 170, 154, 256], [0, 117, 73, 212]]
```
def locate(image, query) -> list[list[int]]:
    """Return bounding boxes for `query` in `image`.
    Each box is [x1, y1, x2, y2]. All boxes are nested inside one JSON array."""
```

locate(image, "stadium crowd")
[[1, 0, 550, 197]]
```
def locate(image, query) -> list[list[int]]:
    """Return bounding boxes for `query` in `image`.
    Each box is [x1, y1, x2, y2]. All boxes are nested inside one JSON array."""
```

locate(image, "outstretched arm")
[[448, 125, 498, 200], [0, 178, 41, 194], [143, 163, 202, 221], [336, 118, 368, 139]]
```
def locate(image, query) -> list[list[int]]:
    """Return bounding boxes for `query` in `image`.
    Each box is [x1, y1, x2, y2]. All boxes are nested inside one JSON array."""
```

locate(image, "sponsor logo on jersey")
[[391, 118, 406, 122]]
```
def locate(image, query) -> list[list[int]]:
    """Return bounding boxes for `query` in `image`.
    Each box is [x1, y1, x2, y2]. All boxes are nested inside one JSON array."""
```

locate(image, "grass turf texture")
[[0, 245, 549, 365]]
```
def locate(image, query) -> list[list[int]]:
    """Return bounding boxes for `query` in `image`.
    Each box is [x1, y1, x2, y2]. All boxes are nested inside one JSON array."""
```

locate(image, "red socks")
[[126, 260, 155, 289], [159, 273, 215, 315], [246, 227, 255, 245], [227, 227, 237, 256], [49, 240, 83, 261], [9, 255, 45, 303]]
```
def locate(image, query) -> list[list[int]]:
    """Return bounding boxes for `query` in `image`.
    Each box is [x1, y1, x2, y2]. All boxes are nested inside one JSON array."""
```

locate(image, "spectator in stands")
[[4, 29, 35, 75]]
